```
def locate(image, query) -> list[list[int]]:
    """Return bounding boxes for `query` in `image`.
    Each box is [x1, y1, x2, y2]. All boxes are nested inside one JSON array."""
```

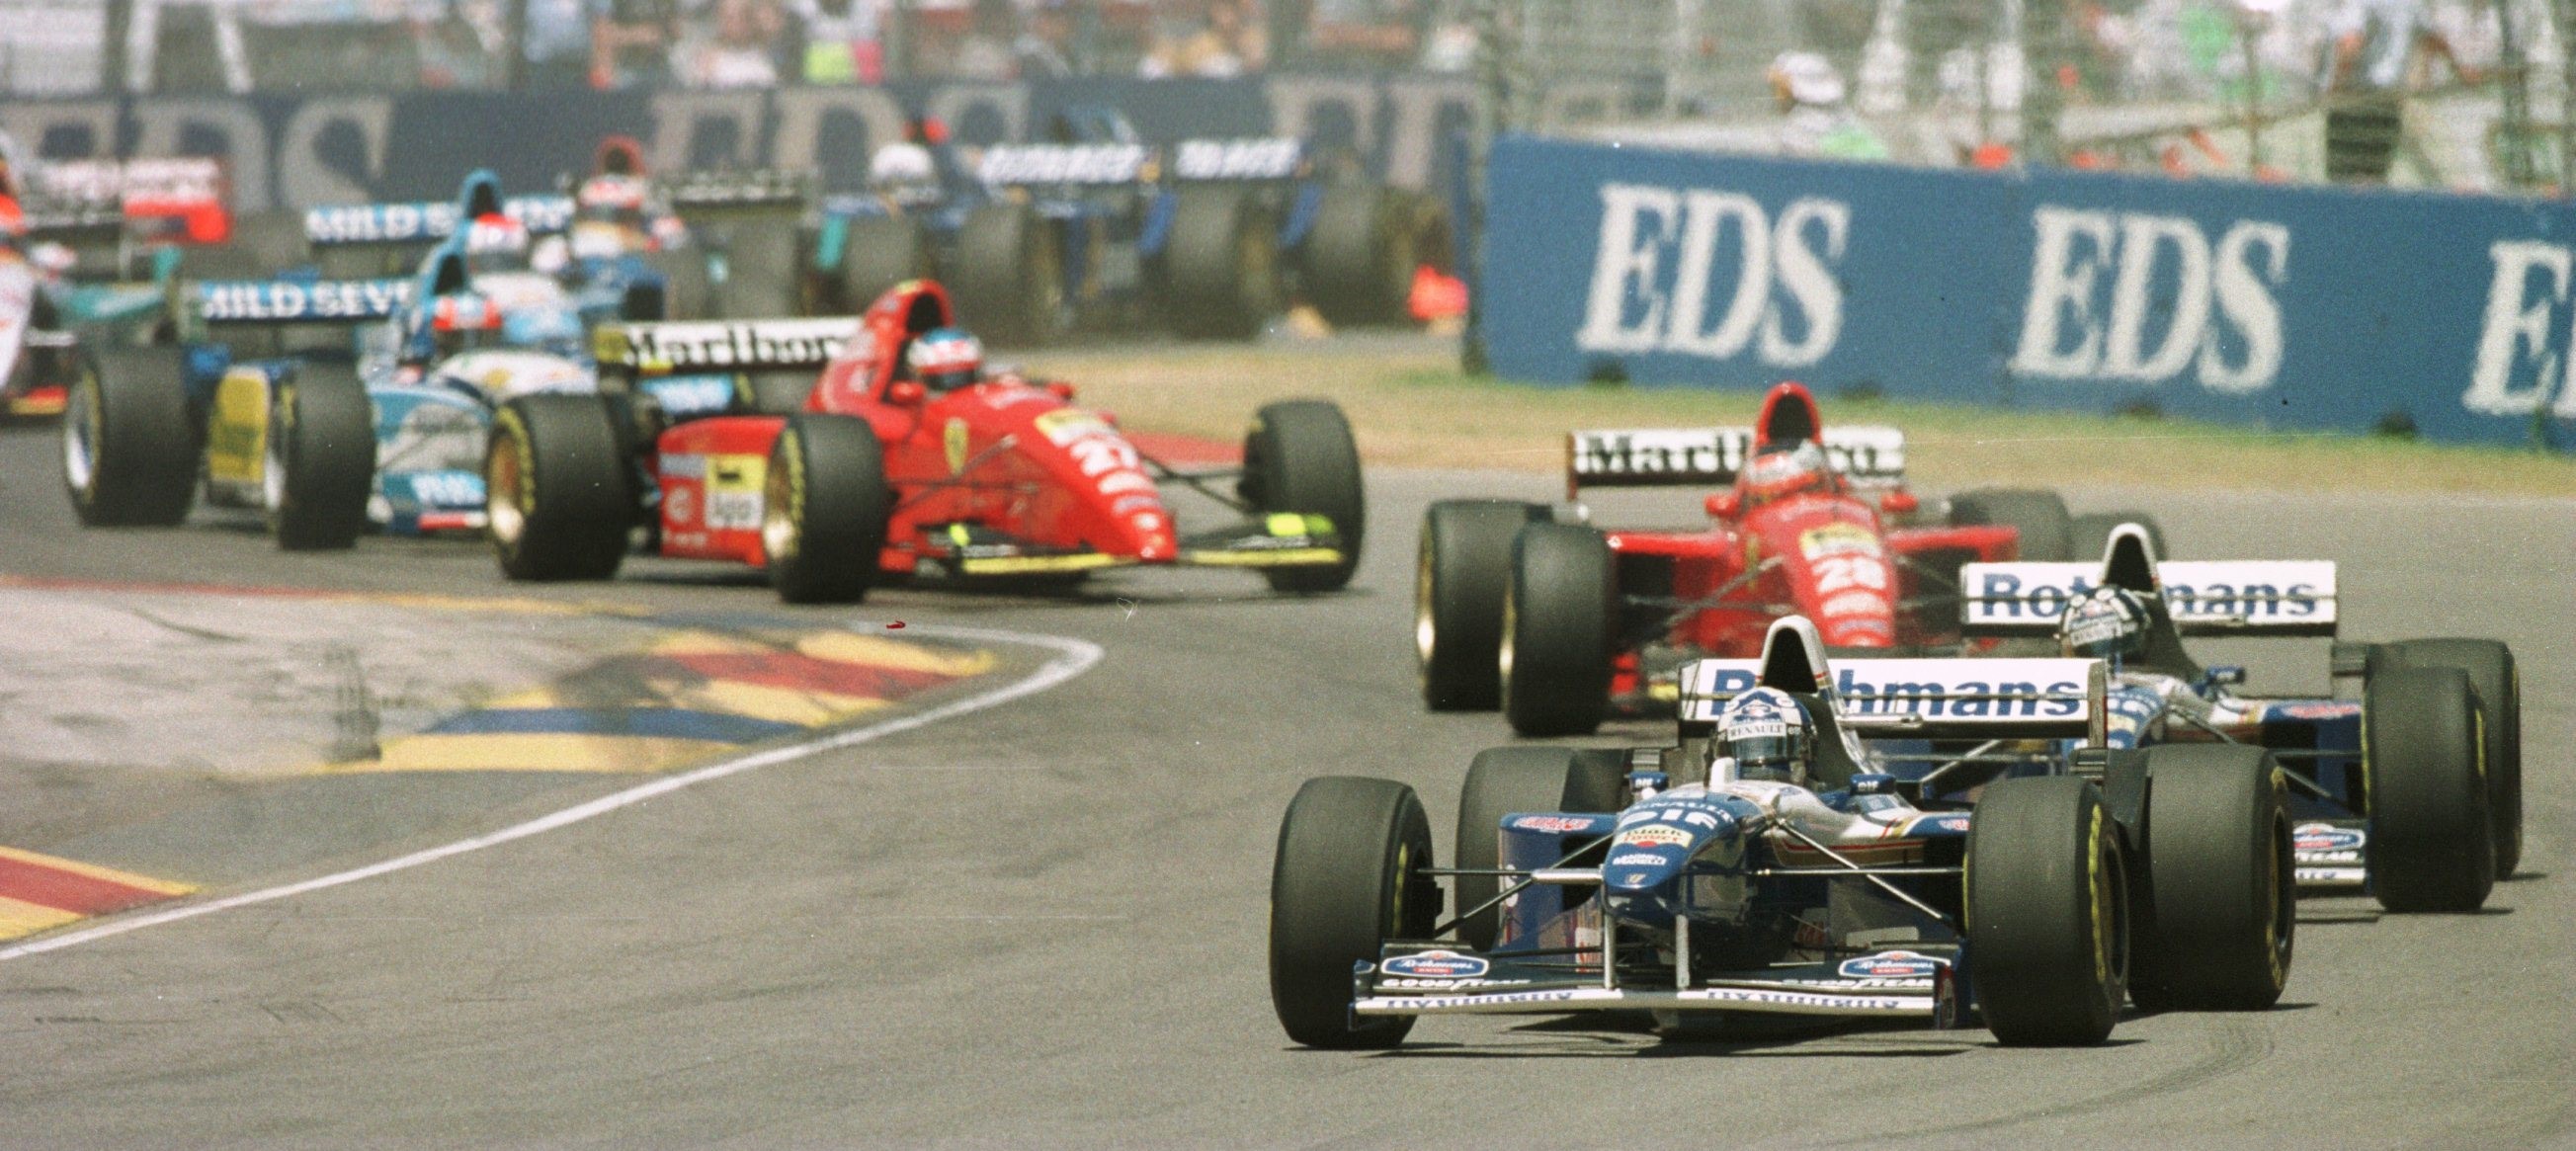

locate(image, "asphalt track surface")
[[0, 419, 2571, 1149]]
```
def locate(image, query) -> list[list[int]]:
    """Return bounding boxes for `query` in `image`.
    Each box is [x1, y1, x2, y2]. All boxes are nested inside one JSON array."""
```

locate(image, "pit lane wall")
[[0, 76, 1470, 209], [1482, 134, 2576, 450]]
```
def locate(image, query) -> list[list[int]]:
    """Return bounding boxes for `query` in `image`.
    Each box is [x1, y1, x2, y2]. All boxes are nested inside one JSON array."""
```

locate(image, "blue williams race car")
[[1272, 615, 2291, 1051], [807, 113, 1447, 343], [61, 238, 618, 544], [1961, 524, 2523, 914]]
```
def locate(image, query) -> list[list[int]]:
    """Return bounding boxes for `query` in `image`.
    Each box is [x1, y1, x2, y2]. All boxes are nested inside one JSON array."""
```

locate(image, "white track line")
[[0, 623, 1104, 963]]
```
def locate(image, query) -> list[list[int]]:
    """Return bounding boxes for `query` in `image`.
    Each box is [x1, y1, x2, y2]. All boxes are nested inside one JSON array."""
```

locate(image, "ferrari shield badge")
[[945, 417, 969, 474]]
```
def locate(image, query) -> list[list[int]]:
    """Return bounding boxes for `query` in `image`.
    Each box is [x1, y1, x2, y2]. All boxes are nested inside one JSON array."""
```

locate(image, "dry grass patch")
[[1037, 340, 2576, 497]]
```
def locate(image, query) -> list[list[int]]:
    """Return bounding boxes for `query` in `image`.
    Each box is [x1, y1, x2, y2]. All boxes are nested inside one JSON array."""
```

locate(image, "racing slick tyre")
[[2375, 639, 2521, 879], [642, 249, 713, 320], [1950, 488, 2075, 562], [1453, 746, 1624, 949], [63, 348, 198, 528], [488, 394, 636, 581], [2070, 512, 2168, 564], [1501, 522, 1617, 737], [2127, 745, 2293, 1012], [835, 216, 936, 316], [2362, 666, 2494, 912], [1240, 399, 1365, 594], [1302, 183, 1422, 328], [1418, 500, 1545, 710], [953, 204, 1064, 346], [711, 218, 804, 319], [764, 414, 891, 605], [1269, 776, 1440, 1049], [266, 364, 375, 551], [1966, 776, 2129, 1047], [1164, 186, 1282, 341]]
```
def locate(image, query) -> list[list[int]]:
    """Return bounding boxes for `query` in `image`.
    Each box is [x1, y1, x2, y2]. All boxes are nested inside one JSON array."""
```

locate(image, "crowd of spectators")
[[196, 0, 1468, 91]]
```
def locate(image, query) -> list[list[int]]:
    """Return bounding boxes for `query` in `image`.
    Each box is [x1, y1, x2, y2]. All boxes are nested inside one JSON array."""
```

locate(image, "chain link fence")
[[1470, 0, 2576, 196]]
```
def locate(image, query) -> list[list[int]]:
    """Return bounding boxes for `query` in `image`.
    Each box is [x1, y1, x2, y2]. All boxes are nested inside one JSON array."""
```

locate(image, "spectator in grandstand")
[[948, 0, 1025, 79], [1769, 50, 1889, 160], [1298, 0, 1418, 71], [414, 0, 510, 88], [1140, 0, 1268, 77], [522, 0, 596, 86], [681, 0, 789, 86], [1014, 0, 1079, 79], [591, 0, 680, 87], [792, 0, 886, 83], [2318, 0, 2473, 182]]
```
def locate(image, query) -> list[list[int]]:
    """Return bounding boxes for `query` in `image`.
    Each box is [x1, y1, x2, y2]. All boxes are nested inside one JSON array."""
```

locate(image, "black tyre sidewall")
[[269, 365, 375, 550], [711, 217, 804, 319], [1269, 776, 1436, 1049], [488, 394, 634, 581], [1452, 746, 1622, 949], [1967, 776, 2127, 1046], [1501, 522, 1614, 737], [1303, 183, 1413, 327], [65, 347, 198, 527], [2129, 744, 2292, 1011], [2364, 666, 2494, 912], [765, 414, 890, 604], [838, 216, 936, 317], [2378, 639, 2521, 878], [1244, 399, 1365, 594], [1951, 488, 2076, 562], [954, 205, 1061, 346], [1165, 186, 1280, 341], [1418, 500, 1539, 710]]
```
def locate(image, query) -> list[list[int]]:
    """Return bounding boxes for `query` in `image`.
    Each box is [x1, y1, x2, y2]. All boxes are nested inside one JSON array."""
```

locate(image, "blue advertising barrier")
[[1, 74, 1471, 207], [1481, 133, 2576, 450]]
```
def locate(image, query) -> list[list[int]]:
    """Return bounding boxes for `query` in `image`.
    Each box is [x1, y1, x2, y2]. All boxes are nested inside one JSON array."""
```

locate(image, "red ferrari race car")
[[1414, 382, 2108, 736], [484, 280, 1363, 601]]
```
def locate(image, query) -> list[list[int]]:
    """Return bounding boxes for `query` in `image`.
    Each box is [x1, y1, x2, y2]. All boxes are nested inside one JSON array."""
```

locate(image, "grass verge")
[[1038, 338, 2576, 497]]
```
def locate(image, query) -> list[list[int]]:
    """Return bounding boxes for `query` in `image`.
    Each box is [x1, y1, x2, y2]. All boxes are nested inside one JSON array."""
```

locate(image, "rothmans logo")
[[611, 320, 855, 371]]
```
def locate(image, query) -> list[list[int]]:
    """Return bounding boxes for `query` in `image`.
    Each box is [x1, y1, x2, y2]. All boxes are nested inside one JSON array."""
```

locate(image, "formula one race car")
[[1271, 615, 2291, 1051], [805, 113, 1449, 343], [1416, 382, 2126, 736], [1963, 524, 2523, 911], [1, 155, 300, 420], [557, 153, 810, 323], [485, 279, 1364, 601], [63, 239, 604, 544]]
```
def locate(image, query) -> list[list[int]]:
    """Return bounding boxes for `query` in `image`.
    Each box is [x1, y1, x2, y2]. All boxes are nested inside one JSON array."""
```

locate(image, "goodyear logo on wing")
[[1381, 950, 1489, 979], [1172, 137, 1301, 182], [977, 143, 1149, 187], [198, 279, 412, 322], [1837, 949, 1946, 979], [609, 319, 853, 372]]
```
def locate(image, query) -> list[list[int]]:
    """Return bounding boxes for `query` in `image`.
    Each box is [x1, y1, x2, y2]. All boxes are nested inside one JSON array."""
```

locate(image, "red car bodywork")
[[631, 281, 1305, 578], [1585, 383, 2018, 708]]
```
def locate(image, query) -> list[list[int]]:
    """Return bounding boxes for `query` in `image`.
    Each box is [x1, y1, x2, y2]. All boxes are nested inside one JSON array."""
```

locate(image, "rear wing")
[[975, 143, 1150, 188], [1169, 137, 1302, 182], [1961, 560, 2338, 637], [32, 158, 224, 208], [302, 196, 576, 248], [593, 318, 855, 379], [662, 169, 811, 214], [188, 278, 413, 327], [1567, 426, 1904, 492], [1682, 656, 2105, 741]]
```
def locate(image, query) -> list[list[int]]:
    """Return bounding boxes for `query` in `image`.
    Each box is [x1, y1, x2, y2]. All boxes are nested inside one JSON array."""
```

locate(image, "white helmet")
[[1710, 687, 1814, 786]]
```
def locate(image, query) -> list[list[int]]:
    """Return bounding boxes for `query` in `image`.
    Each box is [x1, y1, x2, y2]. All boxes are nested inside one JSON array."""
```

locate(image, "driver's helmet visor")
[[1724, 728, 1806, 781], [920, 366, 979, 391]]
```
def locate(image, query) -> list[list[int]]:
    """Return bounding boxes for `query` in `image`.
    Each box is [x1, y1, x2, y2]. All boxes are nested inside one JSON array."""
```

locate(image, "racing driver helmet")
[[1742, 440, 1836, 504], [2058, 586, 2152, 665], [908, 327, 985, 391], [1709, 687, 1814, 787], [462, 213, 531, 274]]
